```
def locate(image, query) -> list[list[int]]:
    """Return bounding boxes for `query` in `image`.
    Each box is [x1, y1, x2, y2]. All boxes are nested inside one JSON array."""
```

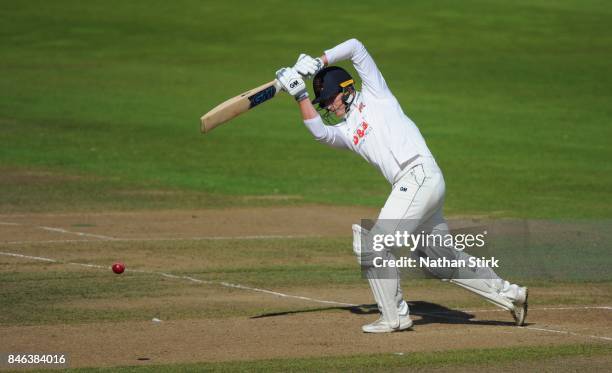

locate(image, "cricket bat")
[[200, 80, 283, 133]]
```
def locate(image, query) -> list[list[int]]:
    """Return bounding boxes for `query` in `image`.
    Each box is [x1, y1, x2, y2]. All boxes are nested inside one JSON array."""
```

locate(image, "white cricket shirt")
[[304, 39, 437, 185]]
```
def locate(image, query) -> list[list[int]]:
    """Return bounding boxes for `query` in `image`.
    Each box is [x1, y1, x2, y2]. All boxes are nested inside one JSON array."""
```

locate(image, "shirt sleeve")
[[324, 38, 391, 98], [303, 116, 350, 149]]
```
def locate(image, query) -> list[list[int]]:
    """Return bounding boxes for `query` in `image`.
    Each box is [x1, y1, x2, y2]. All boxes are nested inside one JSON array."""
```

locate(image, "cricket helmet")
[[311, 66, 355, 109]]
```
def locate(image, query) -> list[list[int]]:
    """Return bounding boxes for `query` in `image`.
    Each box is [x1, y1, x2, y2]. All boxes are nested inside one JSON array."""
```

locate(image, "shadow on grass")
[[251, 301, 521, 327]]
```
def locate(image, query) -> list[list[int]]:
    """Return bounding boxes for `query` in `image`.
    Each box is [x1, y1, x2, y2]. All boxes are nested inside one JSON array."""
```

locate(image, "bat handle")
[[273, 79, 283, 94]]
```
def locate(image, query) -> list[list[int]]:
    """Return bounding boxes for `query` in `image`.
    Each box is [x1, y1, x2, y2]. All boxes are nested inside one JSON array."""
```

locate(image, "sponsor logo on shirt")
[[353, 121, 370, 145]]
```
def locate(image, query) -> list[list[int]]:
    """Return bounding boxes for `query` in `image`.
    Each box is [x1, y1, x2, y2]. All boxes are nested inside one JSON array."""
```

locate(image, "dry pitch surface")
[[1, 207, 611, 369]]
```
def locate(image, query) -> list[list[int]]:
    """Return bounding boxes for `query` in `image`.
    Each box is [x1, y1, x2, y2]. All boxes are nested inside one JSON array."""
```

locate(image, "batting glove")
[[293, 54, 324, 79], [275, 67, 309, 102]]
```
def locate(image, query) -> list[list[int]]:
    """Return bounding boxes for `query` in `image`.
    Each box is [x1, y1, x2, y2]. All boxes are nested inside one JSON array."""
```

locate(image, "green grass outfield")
[[1, 0, 611, 217]]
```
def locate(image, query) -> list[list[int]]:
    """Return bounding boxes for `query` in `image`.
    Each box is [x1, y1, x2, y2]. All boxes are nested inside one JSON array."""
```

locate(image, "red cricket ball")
[[112, 262, 125, 274]]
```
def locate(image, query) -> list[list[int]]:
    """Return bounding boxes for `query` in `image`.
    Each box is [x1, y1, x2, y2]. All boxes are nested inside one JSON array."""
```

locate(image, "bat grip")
[[273, 79, 283, 94]]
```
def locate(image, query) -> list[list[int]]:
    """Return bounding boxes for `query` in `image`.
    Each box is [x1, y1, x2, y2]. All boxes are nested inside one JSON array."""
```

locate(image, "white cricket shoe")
[[510, 286, 528, 326], [362, 313, 413, 333]]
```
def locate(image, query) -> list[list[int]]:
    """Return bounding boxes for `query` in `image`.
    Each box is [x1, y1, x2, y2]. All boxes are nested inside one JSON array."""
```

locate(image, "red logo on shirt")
[[353, 121, 369, 145]]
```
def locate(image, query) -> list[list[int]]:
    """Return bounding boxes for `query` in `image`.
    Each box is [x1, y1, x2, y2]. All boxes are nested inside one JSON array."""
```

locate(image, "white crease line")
[[429, 306, 612, 314], [523, 326, 612, 342], [2, 250, 611, 342], [39, 226, 116, 240], [113, 234, 321, 242], [0, 251, 355, 307], [0, 222, 21, 226], [412, 308, 612, 342], [2, 239, 94, 245], [68, 262, 107, 269], [0, 251, 58, 263], [0, 221, 117, 241], [1, 235, 321, 245], [130, 272, 356, 306], [217, 281, 357, 307]]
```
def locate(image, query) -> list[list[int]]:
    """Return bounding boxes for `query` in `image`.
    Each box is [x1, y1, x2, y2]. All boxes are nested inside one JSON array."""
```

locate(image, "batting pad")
[[365, 254, 404, 328], [450, 278, 514, 311]]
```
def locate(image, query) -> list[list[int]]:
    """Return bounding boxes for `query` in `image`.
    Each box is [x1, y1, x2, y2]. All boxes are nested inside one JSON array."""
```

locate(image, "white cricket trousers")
[[363, 157, 510, 326]]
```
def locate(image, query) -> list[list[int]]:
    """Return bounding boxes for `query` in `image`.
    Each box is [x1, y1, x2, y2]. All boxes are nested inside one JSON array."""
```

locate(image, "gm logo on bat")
[[248, 86, 277, 108]]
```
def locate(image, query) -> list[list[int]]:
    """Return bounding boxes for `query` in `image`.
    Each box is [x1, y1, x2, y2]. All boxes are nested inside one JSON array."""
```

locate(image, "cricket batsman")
[[275, 39, 528, 333]]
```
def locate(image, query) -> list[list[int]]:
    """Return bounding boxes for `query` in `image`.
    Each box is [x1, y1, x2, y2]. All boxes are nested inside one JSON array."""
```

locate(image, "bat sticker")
[[248, 85, 277, 108]]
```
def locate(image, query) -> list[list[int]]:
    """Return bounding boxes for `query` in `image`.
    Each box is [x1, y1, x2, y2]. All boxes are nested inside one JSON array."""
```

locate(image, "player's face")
[[325, 93, 347, 118]]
